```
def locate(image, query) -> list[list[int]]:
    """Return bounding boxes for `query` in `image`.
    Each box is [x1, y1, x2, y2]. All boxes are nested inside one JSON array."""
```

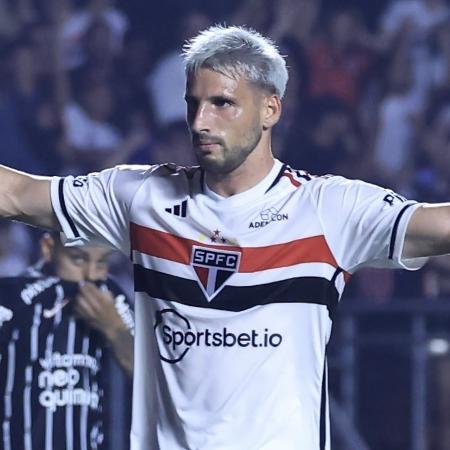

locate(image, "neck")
[[205, 137, 275, 197], [205, 134, 274, 197]]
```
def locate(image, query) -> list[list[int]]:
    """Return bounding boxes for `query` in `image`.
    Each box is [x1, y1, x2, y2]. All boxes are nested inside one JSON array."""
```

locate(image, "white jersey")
[[50, 160, 426, 450]]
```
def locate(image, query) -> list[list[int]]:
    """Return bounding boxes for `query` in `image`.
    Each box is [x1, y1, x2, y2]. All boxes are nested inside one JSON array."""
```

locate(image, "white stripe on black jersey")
[[0, 274, 133, 450]]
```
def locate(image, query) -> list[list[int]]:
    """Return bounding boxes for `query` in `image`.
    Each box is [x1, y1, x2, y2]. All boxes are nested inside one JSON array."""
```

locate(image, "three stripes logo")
[[165, 200, 188, 218]]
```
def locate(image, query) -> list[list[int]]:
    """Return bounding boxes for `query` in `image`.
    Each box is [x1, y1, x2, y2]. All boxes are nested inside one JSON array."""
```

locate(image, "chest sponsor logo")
[[154, 309, 283, 364], [248, 207, 289, 229], [191, 246, 241, 300], [38, 352, 100, 412]]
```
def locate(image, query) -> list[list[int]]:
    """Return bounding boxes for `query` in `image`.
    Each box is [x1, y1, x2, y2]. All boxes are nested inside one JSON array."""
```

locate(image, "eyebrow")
[[67, 248, 112, 262], [184, 94, 236, 103], [67, 248, 87, 256]]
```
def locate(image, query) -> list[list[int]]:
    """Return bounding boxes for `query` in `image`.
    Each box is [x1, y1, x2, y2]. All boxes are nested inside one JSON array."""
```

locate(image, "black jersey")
[[0, 274, 134, 450]]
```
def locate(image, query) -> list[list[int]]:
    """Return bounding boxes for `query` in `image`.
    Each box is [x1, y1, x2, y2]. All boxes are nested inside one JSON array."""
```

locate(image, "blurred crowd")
[[0, 0, 450, 303]]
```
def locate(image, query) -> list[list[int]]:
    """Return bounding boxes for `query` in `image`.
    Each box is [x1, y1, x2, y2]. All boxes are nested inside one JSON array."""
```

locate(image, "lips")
[[198, 142, 219, 147], [193, 134, 222, 151], [195, 141, 221, 151]]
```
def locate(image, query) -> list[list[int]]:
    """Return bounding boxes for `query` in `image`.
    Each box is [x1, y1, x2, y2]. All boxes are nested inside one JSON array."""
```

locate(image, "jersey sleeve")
[[306, 176, 428, 273], [50, 165, 151, 254]]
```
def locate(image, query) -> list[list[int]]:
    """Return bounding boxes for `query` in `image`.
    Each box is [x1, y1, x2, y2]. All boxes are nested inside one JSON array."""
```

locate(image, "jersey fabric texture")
[[0, 273, 134, 450], [50, 160, 427, 450]]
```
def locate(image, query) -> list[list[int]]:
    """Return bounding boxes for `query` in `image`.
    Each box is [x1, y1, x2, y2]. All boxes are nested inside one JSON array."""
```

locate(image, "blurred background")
[[0, 0, 449, 448]]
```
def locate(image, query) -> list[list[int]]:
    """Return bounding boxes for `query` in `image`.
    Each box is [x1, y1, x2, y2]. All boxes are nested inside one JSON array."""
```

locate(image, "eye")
[[96, 261, 109, 271], [213, 97, 233, 108], [66, 251, 88, 266], [70, 255, 86, 266]]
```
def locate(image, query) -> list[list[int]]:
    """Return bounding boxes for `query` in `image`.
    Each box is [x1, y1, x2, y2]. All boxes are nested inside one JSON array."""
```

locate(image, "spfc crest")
[[191, 246, 241, 301]]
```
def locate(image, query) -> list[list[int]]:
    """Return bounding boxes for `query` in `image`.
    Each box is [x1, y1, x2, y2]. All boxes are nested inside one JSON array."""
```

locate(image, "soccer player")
[[0, 232, 134, 450], [0, 25, 449, 449]]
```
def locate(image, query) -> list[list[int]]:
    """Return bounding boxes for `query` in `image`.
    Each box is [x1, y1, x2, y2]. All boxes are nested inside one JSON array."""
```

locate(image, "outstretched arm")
[[404, 204, 450, 259], [0, 165, 60, 230]]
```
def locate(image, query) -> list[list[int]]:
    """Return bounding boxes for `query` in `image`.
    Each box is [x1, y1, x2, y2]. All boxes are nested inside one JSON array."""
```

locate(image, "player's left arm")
[[74, 283, 134, 377], [404, 204, 450, 258]]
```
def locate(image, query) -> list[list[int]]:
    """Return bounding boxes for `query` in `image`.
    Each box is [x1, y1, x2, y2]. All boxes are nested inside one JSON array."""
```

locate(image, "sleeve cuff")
[[390, 202, 429, 270], [50, 177, 86, 246]]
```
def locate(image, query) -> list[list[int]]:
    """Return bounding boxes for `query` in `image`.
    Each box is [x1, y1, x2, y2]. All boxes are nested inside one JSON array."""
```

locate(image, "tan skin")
[[185, 68, 281, 196], [40, 234, 133, 377], [0, 68, 449, 261]]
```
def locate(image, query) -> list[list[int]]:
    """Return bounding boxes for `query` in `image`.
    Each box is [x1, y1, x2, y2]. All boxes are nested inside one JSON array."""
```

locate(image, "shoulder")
[[291, 171, 400, 207], [302, 173, 382, 193], [0, 275, 64, 317], [281, 166, 349, 190], [0, 275, 38, 298], [147, 163, 201, 180], [11, 275, 63, 306], [280, 164, 385, 192], [126, 163, 202, 198], [88, 163, 201, 186], [61, 164, 201, 191]]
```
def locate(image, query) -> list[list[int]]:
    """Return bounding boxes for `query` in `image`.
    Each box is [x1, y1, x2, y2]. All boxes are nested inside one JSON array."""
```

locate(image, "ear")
[[262, 95, 282, 130], [40, 233, 56, 263]]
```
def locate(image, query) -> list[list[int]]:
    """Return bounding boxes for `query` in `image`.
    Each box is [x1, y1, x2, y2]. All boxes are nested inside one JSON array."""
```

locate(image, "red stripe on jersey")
[[130, 222, 340, 273], [282, 171, 301, 187]]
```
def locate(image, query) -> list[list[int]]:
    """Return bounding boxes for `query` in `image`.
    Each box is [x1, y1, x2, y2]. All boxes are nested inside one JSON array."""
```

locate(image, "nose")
[[190, 102, 211, 134], [83, 262, 100, 282]]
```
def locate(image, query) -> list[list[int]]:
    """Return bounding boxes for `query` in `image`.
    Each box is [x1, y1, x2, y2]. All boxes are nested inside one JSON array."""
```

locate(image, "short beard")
[[195, 125, 262, 175]]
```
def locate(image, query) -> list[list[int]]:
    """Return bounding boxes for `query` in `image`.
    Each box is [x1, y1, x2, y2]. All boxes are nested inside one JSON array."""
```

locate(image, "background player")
[[0, 231, 134, 450]]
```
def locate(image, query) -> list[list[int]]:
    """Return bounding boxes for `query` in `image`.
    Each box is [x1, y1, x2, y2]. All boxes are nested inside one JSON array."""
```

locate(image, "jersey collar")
[[203, 159, 283, 207]]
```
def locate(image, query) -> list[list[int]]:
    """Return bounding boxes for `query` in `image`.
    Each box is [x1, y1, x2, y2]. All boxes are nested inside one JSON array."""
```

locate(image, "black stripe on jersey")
[[328, 268, 343, 320], [58, 179, 80, 238], [330, 267, 342, 284], [388, 204, 413, 260], [133, 265, 339, 316], [319, 352, 327, 450], [265, 163, 287, 193]]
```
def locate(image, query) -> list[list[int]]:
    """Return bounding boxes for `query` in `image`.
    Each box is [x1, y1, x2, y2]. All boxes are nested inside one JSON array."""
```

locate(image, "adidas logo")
[[165, 200, 187, 218]]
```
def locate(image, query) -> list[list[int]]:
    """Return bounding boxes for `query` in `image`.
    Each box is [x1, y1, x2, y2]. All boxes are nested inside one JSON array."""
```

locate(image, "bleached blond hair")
[[183, 25, 289, 98]]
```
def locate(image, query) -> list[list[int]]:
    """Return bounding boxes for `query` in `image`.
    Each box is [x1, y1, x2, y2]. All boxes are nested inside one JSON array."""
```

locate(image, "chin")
[[197, 159, 224, 173], [203, 159, 246, 176]]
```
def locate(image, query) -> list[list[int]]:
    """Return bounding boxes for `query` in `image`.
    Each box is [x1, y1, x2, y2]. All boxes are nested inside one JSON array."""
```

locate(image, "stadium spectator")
[[372, 28, 421, 192], [145, 10, 211, 127], [59, 0, 129, 70], [0, 221, 32, 276], [280, 95, 362, 177], [305, 6, 378, 108]]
